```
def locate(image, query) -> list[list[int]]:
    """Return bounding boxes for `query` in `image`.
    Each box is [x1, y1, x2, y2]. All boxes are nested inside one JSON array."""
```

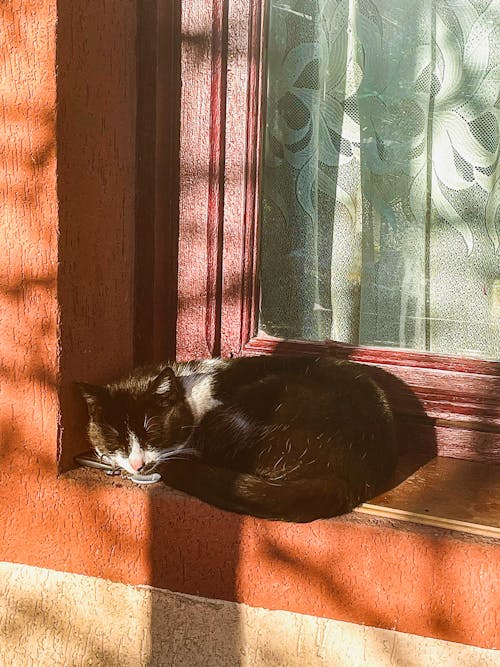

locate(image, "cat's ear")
[[76, 382, 107, 414], [148, 367, 180, 401]]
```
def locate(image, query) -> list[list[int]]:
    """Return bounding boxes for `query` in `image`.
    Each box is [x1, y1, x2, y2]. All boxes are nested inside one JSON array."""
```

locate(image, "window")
[[259, 0, 499, 361], [163, 0, 499, 464]]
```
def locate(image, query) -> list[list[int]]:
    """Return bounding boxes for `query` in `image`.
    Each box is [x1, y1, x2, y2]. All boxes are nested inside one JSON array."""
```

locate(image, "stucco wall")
[[57, 0, 137, 468], [0, 0, 59, 475], [1, 562, 498, 667], [0, 0, 136, 474]]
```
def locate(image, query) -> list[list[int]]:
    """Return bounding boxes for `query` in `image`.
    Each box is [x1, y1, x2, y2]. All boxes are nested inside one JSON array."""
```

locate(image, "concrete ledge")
[[0, 468, 498, 649], [1, 562, 498, 667]]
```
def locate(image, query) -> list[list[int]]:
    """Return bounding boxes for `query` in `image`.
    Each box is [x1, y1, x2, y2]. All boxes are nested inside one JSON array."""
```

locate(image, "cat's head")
[[77, 367, 194, 475]]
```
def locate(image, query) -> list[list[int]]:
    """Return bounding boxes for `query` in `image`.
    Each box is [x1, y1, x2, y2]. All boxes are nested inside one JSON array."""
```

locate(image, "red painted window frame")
[[137, 0, 498, 464]]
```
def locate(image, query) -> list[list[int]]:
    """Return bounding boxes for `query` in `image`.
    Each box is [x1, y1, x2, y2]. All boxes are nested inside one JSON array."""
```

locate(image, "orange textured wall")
[[0, 0, 141, 613], [0, 0, 138, 566], [0, 0, 136, 474], [0, 0, 59, 474], [56, 0, 137, 469], [0, 0, 137, 516]]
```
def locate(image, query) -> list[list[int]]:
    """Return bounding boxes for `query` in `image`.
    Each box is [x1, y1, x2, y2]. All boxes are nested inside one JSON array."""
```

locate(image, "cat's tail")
[[156, 459, 355, 522]]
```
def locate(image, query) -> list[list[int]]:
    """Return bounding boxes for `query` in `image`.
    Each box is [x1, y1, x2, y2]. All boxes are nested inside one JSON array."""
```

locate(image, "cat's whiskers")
[[159, 452, 200, 463], [155, 446, 201, 464]]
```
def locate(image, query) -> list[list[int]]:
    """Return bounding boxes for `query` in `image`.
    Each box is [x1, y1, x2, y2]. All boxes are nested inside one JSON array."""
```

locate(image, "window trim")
[[134, 0, 181, 364], [169, 0, 499, 463]]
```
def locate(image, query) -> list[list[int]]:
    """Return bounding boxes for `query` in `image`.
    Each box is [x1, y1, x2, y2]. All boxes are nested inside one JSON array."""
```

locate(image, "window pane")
[[259, 0, 499, 360]]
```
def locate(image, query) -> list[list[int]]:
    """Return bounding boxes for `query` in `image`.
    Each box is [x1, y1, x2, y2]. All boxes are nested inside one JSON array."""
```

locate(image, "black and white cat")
[[78, 355, 397, 522]]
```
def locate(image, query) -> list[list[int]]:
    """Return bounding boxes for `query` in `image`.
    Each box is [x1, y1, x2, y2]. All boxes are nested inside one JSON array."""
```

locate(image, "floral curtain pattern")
[[259, 0, 499, 359]]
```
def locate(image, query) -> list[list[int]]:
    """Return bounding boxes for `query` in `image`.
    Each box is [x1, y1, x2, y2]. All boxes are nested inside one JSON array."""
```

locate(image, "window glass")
[[259, 0, 499, 359]]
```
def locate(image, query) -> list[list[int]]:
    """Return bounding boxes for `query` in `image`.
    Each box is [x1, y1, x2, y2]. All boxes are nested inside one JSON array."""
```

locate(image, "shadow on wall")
[[236, 342, 498, 658], [0, 1, 157, 664], [0, 0, 59, 475], [1, 0, 497, 665]]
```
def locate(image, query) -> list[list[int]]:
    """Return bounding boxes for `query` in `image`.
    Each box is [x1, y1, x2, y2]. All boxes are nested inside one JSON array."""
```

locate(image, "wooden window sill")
[[357, 457, 500, 540]]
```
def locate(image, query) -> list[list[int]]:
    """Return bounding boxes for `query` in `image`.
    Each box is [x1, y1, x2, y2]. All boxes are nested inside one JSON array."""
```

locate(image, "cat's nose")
[[129, 455, 145, 471]]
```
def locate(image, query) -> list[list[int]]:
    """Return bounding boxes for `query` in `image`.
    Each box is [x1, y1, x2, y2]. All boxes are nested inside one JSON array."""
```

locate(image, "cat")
[[78, 355, 397, 522]]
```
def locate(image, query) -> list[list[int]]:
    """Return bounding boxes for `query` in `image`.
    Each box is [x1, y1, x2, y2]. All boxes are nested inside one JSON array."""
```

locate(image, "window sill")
[[70, 453, 500, 540], [67, 454, 498, 645], [1, 453, 481, 648], [356, 456, 500, 539]]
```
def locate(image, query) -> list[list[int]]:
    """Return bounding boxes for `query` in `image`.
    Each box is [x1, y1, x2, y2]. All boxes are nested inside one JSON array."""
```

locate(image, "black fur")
[[79, 356, 397, 522]]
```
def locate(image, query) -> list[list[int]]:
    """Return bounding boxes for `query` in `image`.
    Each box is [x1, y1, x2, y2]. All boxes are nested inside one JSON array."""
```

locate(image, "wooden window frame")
[[143, 0, 499, 466]]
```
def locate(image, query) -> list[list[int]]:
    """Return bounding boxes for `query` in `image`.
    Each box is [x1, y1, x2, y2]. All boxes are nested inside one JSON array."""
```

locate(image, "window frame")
[[151, 0, 499, 464]]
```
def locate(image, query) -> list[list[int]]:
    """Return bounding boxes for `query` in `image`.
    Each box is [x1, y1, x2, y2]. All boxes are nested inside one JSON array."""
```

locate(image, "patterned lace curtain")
[[259, 0, 499, 359]]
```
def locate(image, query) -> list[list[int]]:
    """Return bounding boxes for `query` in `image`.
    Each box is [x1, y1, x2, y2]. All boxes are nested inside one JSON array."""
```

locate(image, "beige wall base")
[[0, 562, 497, 667]]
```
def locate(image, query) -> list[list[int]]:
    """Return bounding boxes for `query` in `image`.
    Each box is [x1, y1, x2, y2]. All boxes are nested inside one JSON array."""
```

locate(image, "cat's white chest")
[[186, 375, 222, 423]]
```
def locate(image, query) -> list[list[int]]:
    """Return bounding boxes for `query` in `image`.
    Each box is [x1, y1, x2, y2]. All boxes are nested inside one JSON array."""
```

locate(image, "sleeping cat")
[[78, 355, 397, 522]]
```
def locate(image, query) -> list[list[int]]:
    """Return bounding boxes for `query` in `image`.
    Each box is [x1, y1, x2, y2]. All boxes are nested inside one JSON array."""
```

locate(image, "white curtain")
[[259, 0, 499, 359]]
